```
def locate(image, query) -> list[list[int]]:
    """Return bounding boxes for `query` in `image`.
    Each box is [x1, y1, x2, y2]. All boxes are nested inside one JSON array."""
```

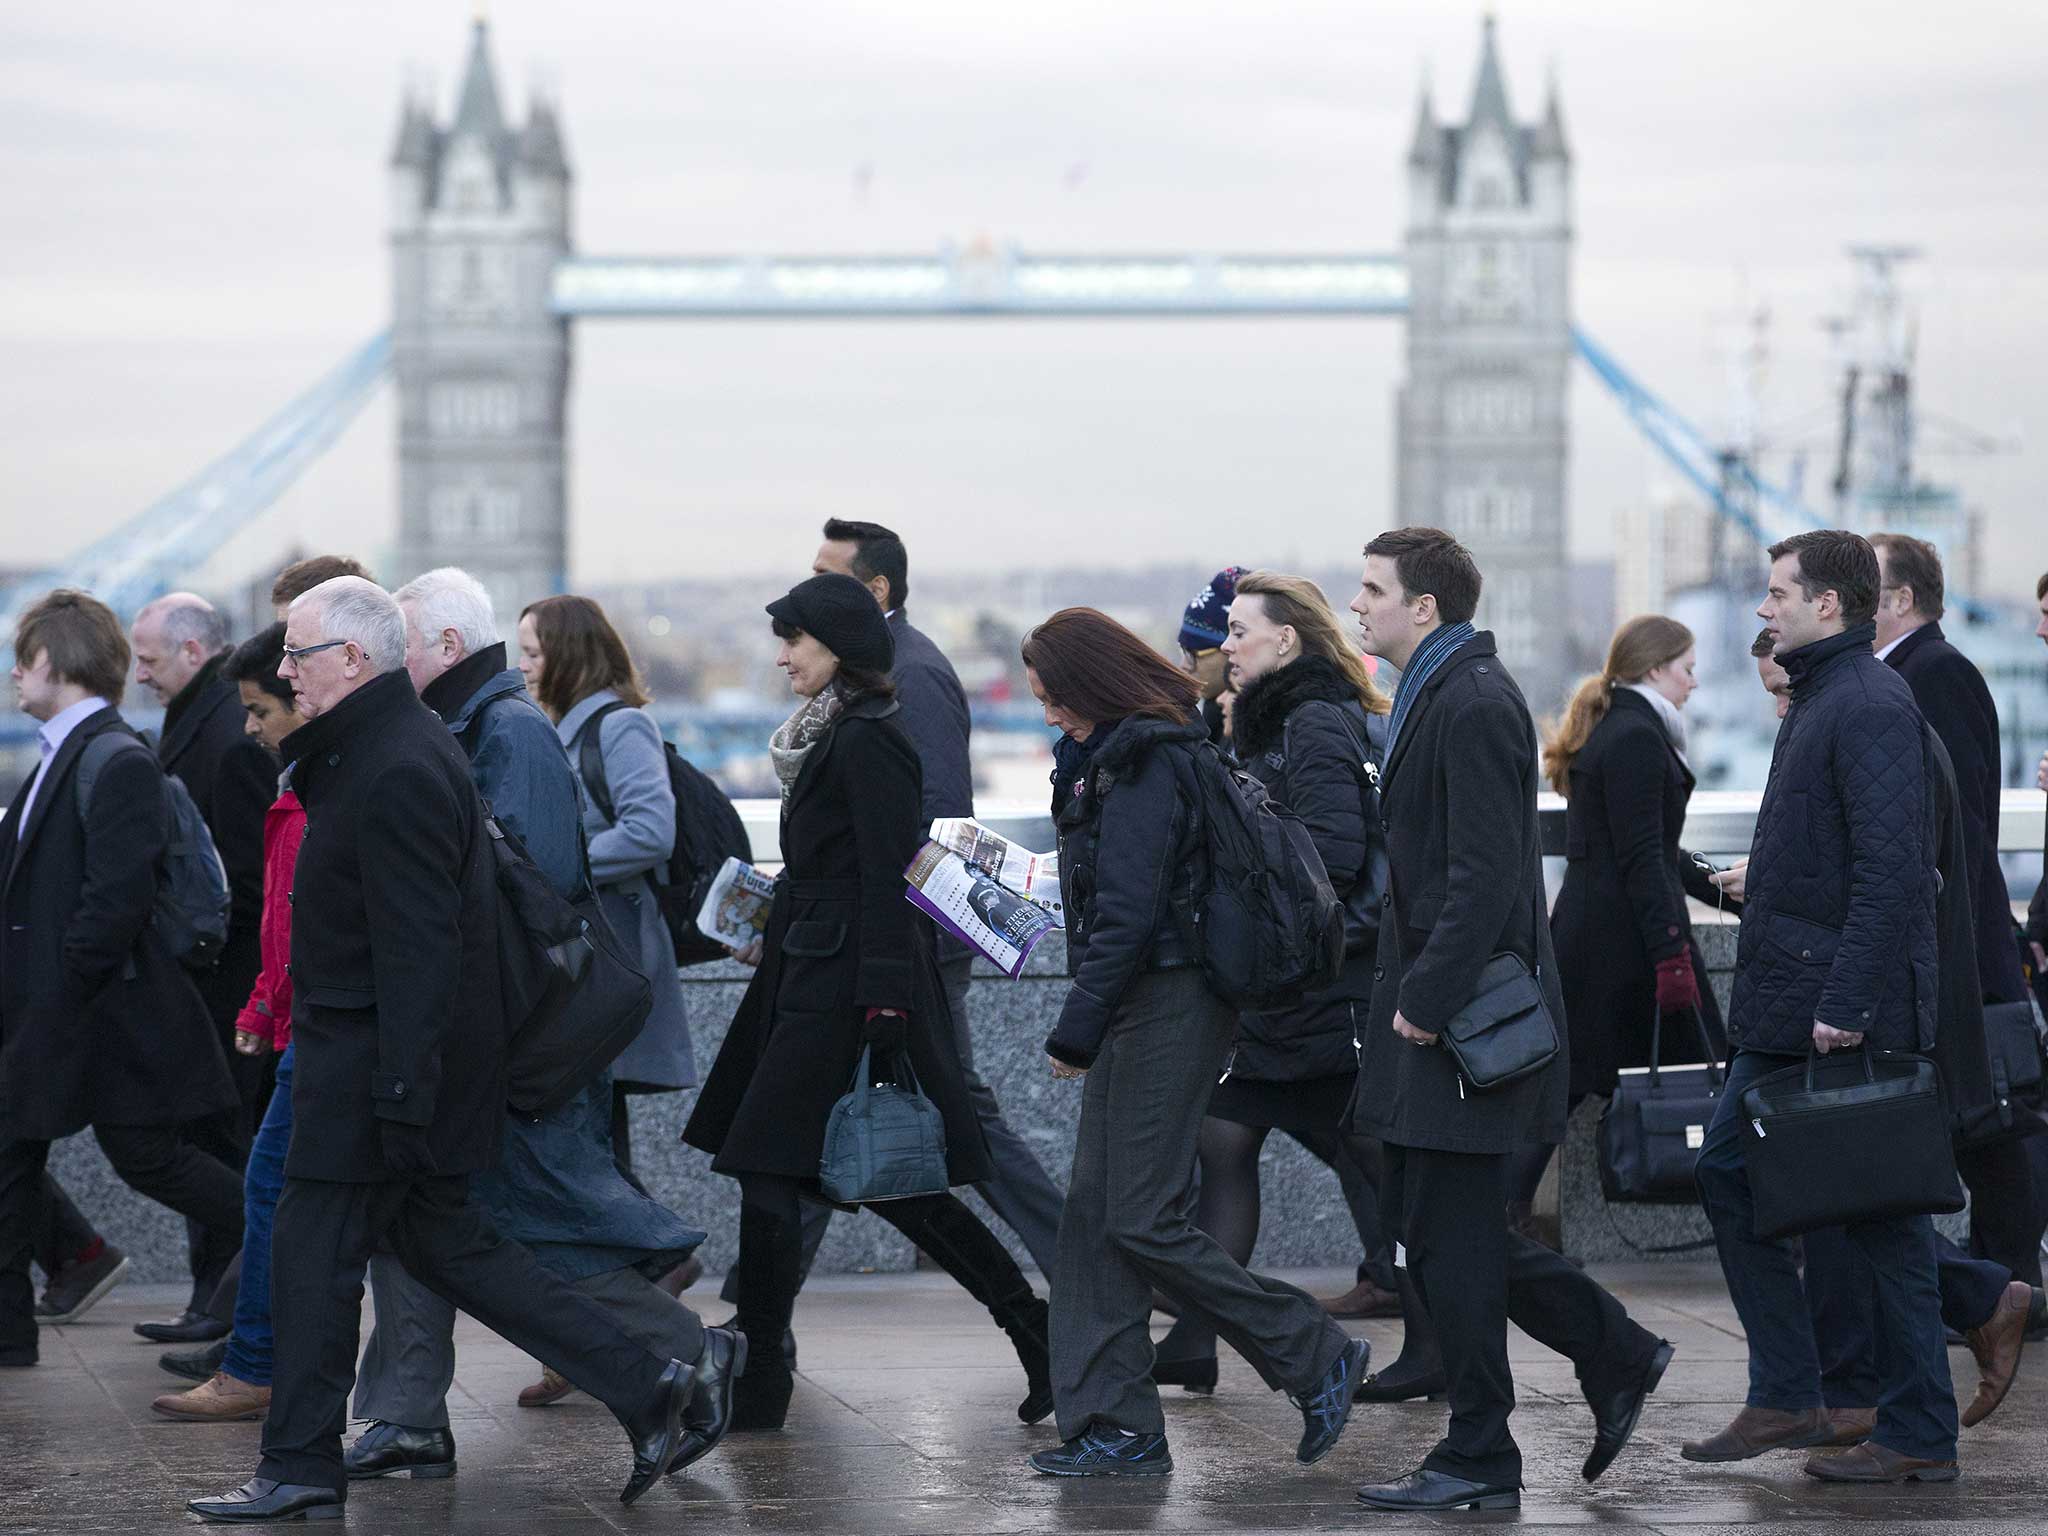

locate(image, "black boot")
[[729, 1203, 801, 1431], [1353, 1265, 1445, 1403], [881, 1195, 1053, 1424]]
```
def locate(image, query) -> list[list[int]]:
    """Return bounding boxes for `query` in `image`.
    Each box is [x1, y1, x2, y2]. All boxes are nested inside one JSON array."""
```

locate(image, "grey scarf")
[[1622, 681, 1689, 768], [769, 684, 846, 807]]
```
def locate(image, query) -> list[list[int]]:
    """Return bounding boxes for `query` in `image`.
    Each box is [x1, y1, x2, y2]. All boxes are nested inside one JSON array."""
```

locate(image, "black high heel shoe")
[[1149, 1353, 1219, 1395]]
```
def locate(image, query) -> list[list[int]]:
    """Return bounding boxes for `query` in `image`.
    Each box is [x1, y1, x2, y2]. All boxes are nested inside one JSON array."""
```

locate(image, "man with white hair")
[[191, 577, 698, 1523], [130, 592, 279, 1346]]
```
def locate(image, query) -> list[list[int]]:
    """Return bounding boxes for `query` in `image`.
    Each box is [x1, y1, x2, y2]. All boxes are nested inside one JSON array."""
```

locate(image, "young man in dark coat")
[[1871, 534, 2042, 1285], [190, 577, 697, 1523], [1684, 530, 1958, 1484], [0, 590, 244, 1369], [1344, 529, 1671, 1514]]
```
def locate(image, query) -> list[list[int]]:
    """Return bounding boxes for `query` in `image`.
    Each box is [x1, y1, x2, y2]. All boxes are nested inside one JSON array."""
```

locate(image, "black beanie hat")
[[765, 573, 895, 674]]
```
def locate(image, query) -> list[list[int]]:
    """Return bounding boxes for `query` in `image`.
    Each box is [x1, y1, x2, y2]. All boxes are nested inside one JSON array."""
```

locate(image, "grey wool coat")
[[558, 690, 697, 1092]]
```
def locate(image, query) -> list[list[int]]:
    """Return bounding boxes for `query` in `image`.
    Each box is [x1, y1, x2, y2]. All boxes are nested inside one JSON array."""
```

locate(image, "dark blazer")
[[279, 669, 505, 1183], [1729, 624, 1937, 1055], [887, 609, 974, 824], [0, 707, 236, 1141], [684, 692, 991, 1186], [1550, 687, 1725, 1098], [1227, 655, 1389, 1083], [1885, 622, 2029, 1004], [1346, 633, 1569, 1155]]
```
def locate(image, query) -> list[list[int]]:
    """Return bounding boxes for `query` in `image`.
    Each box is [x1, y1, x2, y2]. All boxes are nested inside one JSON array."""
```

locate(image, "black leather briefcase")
[[1740, 1048, 1964, 1240], [1598, 1006, 1724, 1205]]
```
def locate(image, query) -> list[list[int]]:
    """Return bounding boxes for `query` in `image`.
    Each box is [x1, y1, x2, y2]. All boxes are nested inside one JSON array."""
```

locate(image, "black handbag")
[[1437, 877, 1560, 1093], [1739, 1047, 1965, 1240], [819, 1045, 951, 1204], [1983, 999, 2047, 1114], [1598, 1005, 1725, 1205]]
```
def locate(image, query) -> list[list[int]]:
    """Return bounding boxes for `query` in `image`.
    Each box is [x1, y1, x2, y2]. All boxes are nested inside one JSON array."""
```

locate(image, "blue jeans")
[[222, 1043, 292, 1387], [1695, 1048, 1957, 1460]]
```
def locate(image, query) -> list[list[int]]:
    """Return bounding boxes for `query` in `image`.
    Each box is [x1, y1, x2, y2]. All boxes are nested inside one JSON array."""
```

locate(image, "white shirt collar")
[[37, 695, 110, 757], [1873, 622, 1927, 663]]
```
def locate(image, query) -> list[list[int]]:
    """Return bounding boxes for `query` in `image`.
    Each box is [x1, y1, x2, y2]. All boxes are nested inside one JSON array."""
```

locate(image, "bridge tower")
[[1398, 17, 1573, 716], [390, 20, 571, 619]]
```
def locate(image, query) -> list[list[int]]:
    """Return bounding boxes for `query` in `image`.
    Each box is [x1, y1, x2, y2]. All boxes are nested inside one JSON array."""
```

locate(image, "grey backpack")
[[76, 729, 232, 970]]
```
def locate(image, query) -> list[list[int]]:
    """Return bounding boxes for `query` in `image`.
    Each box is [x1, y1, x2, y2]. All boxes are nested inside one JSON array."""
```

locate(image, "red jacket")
[[234, 788, 305, 1050]]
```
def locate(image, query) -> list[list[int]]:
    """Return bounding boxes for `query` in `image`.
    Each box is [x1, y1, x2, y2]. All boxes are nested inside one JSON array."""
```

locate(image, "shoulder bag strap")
[[573, 700, 630, 825]]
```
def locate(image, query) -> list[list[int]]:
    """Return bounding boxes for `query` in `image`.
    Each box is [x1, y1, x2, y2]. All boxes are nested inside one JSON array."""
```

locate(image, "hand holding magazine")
[[904, 820, 1061, 979], [694, 856, 778, 952]]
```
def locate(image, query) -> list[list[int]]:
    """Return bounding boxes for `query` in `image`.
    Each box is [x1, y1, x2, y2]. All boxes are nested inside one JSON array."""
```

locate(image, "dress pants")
[[354, 1252, 705, 1428], [1954, 1137, 2043, 1288], [30, 1173, 98, 1278], [260, 1174, 671, 1494], [1048, 967, 1348, 1441], [1695, 1049, 1957, 1460], [1382, 1141, 1656, 1488], [0, 1126, 245, 1363]]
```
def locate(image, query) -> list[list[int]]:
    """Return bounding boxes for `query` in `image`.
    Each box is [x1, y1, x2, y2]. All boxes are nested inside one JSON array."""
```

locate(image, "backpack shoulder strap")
[[75, 726, 150, 820], [573, 700, 631, 825]]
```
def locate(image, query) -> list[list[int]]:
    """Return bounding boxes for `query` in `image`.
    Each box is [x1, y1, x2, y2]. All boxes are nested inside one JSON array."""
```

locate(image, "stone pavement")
[[3, 1265, 2041, 1535]]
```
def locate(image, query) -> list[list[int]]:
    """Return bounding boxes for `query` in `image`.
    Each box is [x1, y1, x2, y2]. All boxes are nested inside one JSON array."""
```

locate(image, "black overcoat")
[[158, 652, 276, 945], [684, 693, 991, 1186], [1886, 622, 2029, 1004], [0, 707, 237, 1140], [1346, 634, 1569, 1154], [279, 670, 505, 1183], [1550, 687, 1725, 1098]]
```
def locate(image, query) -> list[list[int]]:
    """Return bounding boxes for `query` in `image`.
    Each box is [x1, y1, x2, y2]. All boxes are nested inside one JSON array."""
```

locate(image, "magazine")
[[926, 818, 1061, 918], [903, 839, 1061, 979], [694, 856, 777, 951]]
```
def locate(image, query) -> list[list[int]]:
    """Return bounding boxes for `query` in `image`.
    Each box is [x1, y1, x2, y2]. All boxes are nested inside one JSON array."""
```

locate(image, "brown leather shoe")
[[517, 1366, 574, 1408], [1818, 1407, 1876, 1447], [1319, 1278, 1401, 1319], [151, 1371, 270, 1422], [1962, 1279, 2030, 1429], [1680, 1405, 1829, 1462], [1803, 1441, 1958, 1482]]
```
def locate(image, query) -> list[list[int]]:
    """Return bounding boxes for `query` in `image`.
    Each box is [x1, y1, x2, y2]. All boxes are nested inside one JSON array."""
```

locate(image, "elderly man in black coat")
[[1683, 531, 1958, 1484], [1344, 529, 1671, 1514], [0, 590, 245, 1369], [189, 577, 696, 1525]]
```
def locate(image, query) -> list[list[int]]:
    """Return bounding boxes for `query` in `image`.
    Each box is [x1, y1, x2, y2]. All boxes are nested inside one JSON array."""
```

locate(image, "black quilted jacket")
[[1728, 623, 1938, 1056]]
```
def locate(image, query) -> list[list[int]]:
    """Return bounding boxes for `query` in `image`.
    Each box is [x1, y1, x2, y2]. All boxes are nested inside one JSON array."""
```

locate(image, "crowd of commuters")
[[2, 520, 2046, 1519]]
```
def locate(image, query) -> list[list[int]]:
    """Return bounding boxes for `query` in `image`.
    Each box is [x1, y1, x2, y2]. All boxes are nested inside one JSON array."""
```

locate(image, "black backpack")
[[481, 806, 654, 1119], [77, 729, 232, 971], [577, 701, 751, 966], [1172, 739, 1345, 1011]]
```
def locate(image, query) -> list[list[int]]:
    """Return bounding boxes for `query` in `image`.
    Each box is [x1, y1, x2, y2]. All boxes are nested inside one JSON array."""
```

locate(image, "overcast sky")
[[3, 0, 2043, 600]]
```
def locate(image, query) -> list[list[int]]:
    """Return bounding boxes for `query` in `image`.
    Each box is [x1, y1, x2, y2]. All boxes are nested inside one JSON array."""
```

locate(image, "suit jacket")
[[1346, 633, 1569, 1154], [0, 707, 236, 1139], [887, 609, 974, 824], [1886, 622, 2029, 1003], [279, 670, 505, 1182], [684, 691, 990, 1186]]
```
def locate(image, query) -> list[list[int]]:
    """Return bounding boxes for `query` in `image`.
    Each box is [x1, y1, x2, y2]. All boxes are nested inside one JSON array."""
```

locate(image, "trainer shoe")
[[1029, 1425, 1172, 1477]]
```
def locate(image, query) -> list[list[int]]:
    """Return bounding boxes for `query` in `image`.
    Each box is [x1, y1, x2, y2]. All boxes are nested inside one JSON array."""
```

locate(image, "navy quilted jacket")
[[1729, 623, 1938, 1055]]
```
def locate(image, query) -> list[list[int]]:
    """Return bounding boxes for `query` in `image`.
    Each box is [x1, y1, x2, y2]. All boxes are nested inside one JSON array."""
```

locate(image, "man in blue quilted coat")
[[1683, 530, 1957, 1484]]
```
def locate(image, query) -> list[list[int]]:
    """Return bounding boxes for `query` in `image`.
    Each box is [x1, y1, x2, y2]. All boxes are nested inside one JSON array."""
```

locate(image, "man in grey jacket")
[[812, 520, 1065, 1272]]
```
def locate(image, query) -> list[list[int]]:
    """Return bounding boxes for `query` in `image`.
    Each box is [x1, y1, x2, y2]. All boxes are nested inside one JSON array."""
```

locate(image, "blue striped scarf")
[[1385, 621, 1476, 754]]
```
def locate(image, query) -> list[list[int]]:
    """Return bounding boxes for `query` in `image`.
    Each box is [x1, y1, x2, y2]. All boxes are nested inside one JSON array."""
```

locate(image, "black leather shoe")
[[1148, 1351, 1219, 1395], [188, 1477, 343, 1522], [620, 1357, 695, 1505], [135, 1308, 230, 1345], [1356, 1467, 1520, 1511], [1353, 1364, 1446, 1403], [162, 1338, 230, 1383], [344, 1422, 456, 1480], [1582, 1339, 1674, 1482], [669, 1328, 747, 1476], [1293, 1337, 1369, 1465]]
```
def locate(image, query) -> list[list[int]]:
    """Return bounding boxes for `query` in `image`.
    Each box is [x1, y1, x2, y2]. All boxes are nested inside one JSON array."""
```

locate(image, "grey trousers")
[[355, 1253, 705, 1429], [1049, 967, 1350, 1439]]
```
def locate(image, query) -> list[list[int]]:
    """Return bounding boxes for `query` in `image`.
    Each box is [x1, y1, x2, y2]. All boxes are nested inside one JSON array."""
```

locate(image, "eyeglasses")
[[280, 639, 349, 665]]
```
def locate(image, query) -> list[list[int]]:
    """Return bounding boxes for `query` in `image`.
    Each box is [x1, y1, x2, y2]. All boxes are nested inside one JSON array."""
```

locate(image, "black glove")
[[862, 1007, 908, 1054], [379, 1120, 439, 1179]]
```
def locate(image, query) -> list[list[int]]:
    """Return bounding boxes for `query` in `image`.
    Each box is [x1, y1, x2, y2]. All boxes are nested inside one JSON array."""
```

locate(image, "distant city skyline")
[[2, 2, 2042, 600]]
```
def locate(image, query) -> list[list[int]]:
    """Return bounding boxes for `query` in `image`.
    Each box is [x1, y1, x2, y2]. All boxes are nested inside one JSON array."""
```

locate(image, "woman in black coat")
[[1519, 615, 1725, 1213], [1149, 573, 1397, 1393], [683, 574, 1049, 1432]]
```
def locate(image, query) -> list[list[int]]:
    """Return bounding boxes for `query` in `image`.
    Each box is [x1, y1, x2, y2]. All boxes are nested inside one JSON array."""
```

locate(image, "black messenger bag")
[[1739, 1047, 1964, 1241], [1599, 1004, 1725, 1205], [1436, 877, 1560, 1093]]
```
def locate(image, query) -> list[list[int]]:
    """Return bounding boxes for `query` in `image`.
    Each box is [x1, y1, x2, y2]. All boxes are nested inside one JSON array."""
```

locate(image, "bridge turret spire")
[[450, 18, 506, 144], [1466, 13, 1514, 135]]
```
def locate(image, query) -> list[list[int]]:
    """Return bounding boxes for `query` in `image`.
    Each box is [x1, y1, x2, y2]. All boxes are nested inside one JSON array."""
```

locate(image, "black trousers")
[[1955, 1137, 2043, 1288], [31, 1173, 99, 1277], [1383, 1141, 1657, 1488], [260, 1174, 671, 1495], [0, 1128, 244, 1363]]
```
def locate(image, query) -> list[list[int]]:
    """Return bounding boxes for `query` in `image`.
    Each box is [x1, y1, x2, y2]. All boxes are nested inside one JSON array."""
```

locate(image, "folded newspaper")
[[694, 856, 777, 951], [903, 820, 1062, 979]]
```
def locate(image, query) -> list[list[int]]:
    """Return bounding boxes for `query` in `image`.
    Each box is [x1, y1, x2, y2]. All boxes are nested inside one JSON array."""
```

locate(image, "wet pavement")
[[4, 1264, 2041, 1534]]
